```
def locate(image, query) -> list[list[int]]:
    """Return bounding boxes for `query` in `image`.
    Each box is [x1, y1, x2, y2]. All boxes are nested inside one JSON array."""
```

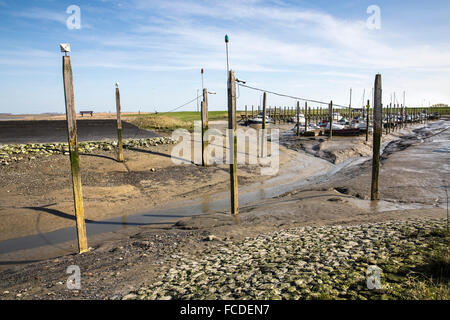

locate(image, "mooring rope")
[[236, 82, 348, 108]]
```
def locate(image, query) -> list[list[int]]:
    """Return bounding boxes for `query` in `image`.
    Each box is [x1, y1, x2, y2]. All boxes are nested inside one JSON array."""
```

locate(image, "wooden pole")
[[201, 88, 209, 166], [115, 84, 124, 162], [296, 101, 300, 136], [366, 100, 370, 142], [387, 103, 392, 133], [261, 92, 267, 158], [305, 102, 308, 133], [262, 92, 266, 130], [62, 55, 88, 254], [371, 74, 382, 201], [328, 101, 333, 140], [228, 70, 238, 215]]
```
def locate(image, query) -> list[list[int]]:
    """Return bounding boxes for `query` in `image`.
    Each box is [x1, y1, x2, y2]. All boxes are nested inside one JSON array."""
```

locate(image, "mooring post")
[[115, 84, 124, 162], [328, 101, 333, 140], [394, 104, 397, 131], [406, 107, 409, 127], [201, 88, 209, 166], [388, 103, 391, 134], [305, 102, 308, 134], [261, 92, 267, 158], [366, 100, 370, 142], [228, 70, 238, 215], [296, 101, 300, 137], [62, 54, 88, 254], [262, 92, 267, 130], [371, 74, 382, 201]]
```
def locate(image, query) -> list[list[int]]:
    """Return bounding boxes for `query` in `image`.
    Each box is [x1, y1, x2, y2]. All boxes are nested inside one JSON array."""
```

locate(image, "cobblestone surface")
[[126, 218, 449, 300], [0, 137, 175, 165]]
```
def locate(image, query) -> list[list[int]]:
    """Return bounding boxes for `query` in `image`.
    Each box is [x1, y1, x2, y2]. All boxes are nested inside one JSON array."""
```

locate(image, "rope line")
[[164, 94, 203, 113], [236, 83, 348, 108]]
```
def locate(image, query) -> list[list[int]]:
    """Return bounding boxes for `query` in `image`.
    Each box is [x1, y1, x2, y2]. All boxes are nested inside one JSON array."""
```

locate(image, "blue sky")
[[0, 0, 449, 114]]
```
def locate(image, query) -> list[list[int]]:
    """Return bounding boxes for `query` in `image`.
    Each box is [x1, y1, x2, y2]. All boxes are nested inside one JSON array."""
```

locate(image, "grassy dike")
[[127, 111, 243, 132], [124, 218, 449, 300]]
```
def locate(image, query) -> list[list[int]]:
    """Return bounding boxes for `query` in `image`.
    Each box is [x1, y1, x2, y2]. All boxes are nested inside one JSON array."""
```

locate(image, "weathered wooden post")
[[396, 104, 399, 131], [201, 88, 209, 166], [115, 83, 124, 162], [296, 101, 300, 137], [371, 74, 382, 201], [252, 105, 254, 118], [62, 51, 88, 254], [261, 92, 267, 158], [328, 101, 333, 140], [387, 103, 391, 134], [228, 70, 238, 215], [366, 100, 370, 142], [402, 104, 405, 128], [305, 102, 308, 133]]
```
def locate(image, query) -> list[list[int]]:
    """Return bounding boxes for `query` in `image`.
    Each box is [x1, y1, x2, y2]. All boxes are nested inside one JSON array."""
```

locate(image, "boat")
[[247, 114, 271, 124]]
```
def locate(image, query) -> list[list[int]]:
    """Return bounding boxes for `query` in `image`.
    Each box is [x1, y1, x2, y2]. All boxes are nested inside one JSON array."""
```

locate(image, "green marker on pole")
[[225, 34, 229, 73]]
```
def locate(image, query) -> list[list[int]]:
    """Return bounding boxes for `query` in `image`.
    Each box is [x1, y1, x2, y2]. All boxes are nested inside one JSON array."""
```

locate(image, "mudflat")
[[0, 119, 448, 300], [0, 120, 158, 144]]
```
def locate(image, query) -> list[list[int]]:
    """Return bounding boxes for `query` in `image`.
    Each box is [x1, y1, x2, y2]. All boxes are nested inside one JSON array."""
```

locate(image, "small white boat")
[[325, 123, 345, 130], [351, 122, 367, 129], [248, 114, 271, 124], [292, 123, 319, 133]]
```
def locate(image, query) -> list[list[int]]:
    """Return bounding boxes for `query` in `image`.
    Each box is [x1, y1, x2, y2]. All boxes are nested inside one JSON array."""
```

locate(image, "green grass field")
[[126, 111, 243, 131]]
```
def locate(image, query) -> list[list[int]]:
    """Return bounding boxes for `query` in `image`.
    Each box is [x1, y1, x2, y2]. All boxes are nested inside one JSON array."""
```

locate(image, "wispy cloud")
[[11, 7, 67, 25], [0, 0, 449, 112]]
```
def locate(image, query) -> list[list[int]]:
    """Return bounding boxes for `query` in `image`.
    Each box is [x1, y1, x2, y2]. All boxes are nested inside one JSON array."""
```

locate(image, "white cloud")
[[12, 7, 67, 25]]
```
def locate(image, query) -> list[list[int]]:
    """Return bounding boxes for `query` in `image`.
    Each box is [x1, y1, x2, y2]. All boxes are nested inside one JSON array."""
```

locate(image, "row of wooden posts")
[[241, 102, 437, 130], [62, 54, 216, 252], [63, 55, 436, 254]]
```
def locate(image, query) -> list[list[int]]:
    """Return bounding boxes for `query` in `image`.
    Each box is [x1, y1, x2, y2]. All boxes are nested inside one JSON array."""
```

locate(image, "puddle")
[[0, 148, 354, 255], [348, 198, 437, 212]]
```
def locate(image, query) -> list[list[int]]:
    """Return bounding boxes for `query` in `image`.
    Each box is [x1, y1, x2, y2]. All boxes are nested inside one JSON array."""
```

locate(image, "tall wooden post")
[[403, 104, 406, 128], [201, 88, 209, 166], [371, 74, 382, 201], [262, 92, 266, 130], [228, 70, 238, 215], [366, 100, 370, 142], [396, 104, 399, 131], [115, 84, 124, 162], [305, 102, 308, 133], [62, 55, 88, 254], [328, 101, 333, 140], [261, 92, 267, 158], [296, 101, 300, 136]]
